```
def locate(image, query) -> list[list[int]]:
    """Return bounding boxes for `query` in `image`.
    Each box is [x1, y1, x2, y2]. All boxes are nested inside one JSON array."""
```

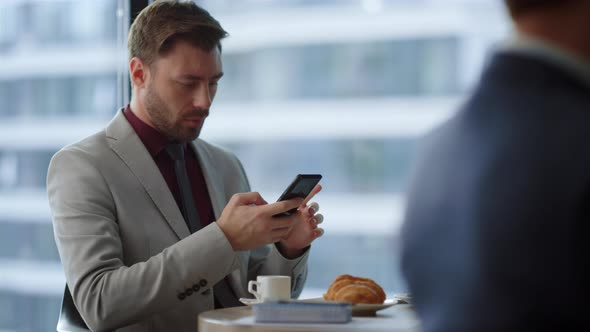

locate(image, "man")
[[401, 0, 590, 331], [47, 1, 324, 331]]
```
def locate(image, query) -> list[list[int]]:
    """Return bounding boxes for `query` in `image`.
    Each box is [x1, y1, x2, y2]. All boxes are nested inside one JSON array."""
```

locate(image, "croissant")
[[323, 274, 386, 304]]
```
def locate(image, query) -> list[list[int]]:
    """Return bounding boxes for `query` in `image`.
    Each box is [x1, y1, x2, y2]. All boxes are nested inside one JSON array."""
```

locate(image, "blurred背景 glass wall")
[[196, 0, 509, 297], [0, 0, 510, 330], [0, 0, 128, 330]]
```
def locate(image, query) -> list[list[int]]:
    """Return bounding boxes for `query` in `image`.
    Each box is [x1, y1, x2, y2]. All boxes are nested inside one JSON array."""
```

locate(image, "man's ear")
[[129, 57, 149, 89]]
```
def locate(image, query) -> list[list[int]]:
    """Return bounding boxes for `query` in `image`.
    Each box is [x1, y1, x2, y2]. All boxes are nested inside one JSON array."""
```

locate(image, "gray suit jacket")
[[47, 110, 309, 332]]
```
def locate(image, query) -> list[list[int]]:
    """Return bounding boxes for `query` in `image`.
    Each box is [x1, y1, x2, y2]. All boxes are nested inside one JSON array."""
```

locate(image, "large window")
[[0, 0, 509, 330], [220, 37, 460, 101], [200, 0, 509, 299], [0, 0, 127, 330]]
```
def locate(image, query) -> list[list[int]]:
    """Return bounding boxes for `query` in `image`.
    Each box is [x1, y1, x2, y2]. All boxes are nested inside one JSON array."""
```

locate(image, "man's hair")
[[504, 0, 579, 18], [128, 0, 228, 66]]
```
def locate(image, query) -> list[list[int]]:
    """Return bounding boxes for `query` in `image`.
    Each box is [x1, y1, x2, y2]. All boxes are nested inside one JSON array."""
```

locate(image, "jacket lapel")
[[105, 110, 190, 240]]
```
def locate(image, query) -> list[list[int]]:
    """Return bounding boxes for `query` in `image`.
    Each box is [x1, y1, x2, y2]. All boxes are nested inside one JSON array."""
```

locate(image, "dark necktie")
[[165, 143, 201, 233], [165, 143, 243, 308]]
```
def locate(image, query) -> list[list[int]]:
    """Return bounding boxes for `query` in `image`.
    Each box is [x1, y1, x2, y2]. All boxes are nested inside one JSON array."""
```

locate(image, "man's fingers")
[[311, 214, 324, 225], [262, 198, 303, 216], [270, 216, 297, 230], [231, 192, 267, 206], [314, 228, 324, 238], [308, 202, 320, 215], [300, 202, 320, 217], [302, 184, 322, 206]]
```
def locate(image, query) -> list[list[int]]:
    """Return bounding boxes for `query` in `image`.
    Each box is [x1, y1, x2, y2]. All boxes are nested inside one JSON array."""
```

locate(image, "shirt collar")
[[498, 33, 590, 90], [123, 105, 170, 157]]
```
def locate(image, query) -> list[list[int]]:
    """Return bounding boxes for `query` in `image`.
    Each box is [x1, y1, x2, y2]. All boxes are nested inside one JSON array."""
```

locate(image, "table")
[[198, 304, 420, 332]]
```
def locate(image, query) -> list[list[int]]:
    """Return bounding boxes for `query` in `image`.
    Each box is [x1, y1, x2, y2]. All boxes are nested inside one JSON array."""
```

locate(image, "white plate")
[[299, 298, 397, 316]]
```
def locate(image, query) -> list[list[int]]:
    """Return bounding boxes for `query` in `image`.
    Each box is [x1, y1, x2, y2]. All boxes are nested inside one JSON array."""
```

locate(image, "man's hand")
[[216, 192, 303, 251], [277, 184, 324, 258]]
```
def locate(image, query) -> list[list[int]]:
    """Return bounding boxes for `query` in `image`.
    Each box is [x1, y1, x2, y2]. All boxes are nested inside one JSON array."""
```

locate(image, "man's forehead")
[[154, 42, 222, 74], [162, 39, 221, 60]]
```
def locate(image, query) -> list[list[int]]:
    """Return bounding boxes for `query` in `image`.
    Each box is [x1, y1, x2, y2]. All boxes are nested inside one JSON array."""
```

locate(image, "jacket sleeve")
[[47, 147, 239, 331], [248, 244, 310, 299]]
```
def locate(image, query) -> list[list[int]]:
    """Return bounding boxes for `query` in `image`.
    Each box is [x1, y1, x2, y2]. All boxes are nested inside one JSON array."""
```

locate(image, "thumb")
[[231, 192, 267, 207]]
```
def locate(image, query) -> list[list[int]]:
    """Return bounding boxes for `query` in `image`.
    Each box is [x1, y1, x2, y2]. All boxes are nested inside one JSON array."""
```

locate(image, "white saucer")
[[239, 297, 262, 306]]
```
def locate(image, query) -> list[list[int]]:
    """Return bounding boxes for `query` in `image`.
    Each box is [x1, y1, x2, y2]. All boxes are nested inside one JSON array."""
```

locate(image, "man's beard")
[[144, 86, 205, 143]]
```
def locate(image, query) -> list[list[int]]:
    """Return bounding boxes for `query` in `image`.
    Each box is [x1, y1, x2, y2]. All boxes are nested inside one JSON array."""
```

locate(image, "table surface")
[[198, 303, 420, 332]]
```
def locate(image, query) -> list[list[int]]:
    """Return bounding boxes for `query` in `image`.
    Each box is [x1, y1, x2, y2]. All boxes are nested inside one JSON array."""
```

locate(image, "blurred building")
[[0, 0, 509, 330]]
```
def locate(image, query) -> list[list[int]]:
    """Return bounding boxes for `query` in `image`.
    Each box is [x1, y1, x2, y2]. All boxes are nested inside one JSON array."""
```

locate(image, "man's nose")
[[192, 84, 212, 110]]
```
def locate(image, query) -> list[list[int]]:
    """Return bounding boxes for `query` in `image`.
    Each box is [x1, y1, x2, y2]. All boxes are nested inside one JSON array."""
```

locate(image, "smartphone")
[[272, 174, 322, 218]]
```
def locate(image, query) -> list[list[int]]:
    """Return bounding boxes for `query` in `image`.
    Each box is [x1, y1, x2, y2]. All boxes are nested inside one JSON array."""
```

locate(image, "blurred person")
[[401, 0, 590, 331], [46, 1, 324, 331]]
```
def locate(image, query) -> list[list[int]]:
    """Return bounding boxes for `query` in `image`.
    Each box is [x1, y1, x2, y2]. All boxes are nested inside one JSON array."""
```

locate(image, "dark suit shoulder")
[[402, 51, 590, 331], [482, 52, 590, 95]]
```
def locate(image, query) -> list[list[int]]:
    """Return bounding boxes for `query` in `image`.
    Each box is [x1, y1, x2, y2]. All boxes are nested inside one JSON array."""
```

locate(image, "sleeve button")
[[178, 293, 186, 300], [186, 288, 193, 296], [199, 279, 207, 287], [193, 284, 201, 292]]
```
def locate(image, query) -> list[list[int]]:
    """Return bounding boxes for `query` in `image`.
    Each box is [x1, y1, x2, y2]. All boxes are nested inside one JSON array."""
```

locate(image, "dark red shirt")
[[123, 106, 214, 229]]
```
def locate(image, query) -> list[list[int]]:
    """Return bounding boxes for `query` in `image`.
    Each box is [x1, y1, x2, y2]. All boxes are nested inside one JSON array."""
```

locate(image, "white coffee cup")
[[247, 275, 291, 302]]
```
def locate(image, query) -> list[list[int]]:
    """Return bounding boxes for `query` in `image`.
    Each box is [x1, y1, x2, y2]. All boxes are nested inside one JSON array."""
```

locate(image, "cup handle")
[[248, 280, 261, 301]]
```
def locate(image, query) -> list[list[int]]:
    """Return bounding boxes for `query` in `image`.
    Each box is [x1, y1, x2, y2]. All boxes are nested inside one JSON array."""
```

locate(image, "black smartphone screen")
[[272, 174, 322, 217]]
